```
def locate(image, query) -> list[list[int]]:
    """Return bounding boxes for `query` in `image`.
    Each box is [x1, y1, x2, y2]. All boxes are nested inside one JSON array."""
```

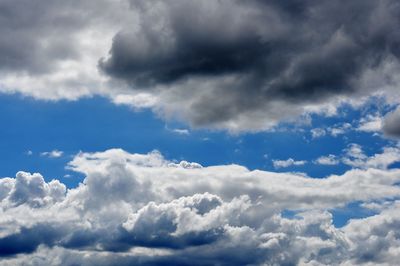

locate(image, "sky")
[[1, 0, 400, 265]]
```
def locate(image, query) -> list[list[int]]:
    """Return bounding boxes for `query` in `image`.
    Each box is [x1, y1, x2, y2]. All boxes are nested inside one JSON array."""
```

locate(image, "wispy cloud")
[[272, 158, 307, 169], [40, 150, 64, 158], [171, 128, 190, 135], [314, 154, 339, 166]]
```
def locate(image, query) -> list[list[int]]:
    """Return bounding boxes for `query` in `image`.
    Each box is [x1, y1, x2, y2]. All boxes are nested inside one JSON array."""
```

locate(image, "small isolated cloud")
[[168, 160, 202, 169], [166, 125, 190, 135], [357, 114, 383, 133], [25, 150, 33, 156], [272, 158, 307, 169], [311, 128, 326, 139], [171, 128, 190, 135], [328, 123, 352, 137], [342, 144, 400, 169], [310, 123, 353, 139], [40, 150, 64, 158], [314, 154, 339, 166]]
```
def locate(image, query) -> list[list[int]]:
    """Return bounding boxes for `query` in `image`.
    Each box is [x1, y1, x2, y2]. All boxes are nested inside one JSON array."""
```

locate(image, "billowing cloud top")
[[1, 149, 400, 265], [1, 0, 400, 131]]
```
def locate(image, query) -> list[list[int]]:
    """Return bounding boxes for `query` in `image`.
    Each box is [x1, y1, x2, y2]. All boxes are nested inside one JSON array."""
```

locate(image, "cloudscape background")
[[1, 0, 400, 265]]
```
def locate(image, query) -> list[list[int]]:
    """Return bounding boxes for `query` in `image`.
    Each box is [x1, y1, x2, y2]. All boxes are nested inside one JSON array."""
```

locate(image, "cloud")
[[170, 128, 190, 135], [0, 0, 131, 100], [1, 149, 400, 264], [0, 0, 399, 131], [328, 123, 352, 137], [314, 155, 339, 166], [342, 144, 400, 169], [311, 128, 326, 139], [0, 171, 66, 208], [342, 201, 400, 265], [311, 123, 353, 139], [40, 150, 64, 158], [99, 0, 400, 131], [272, 158, 307, 168], [357, 114, 383, 133], [383, 106, 400, 138]]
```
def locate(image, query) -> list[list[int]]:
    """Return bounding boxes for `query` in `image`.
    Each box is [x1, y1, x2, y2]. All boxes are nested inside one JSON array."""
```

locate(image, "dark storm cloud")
[[100, 0, 400, 127], [383, 107, 400, 138]]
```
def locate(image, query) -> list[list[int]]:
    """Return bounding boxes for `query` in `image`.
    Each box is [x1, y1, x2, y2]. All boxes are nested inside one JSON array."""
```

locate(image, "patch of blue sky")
[[0, 93, 397, 189], [281, 201, 381, 228], [330, 201, 381, 228]]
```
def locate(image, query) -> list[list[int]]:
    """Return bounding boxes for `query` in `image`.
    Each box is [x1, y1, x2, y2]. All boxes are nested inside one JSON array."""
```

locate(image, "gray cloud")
[[1, 149, 400, 265], [383, 106, 400, 138], [0, 0, 130, 100], [99, 0, 400, 130], [0, 0, 88, 74], [0, 0, 400, 130]]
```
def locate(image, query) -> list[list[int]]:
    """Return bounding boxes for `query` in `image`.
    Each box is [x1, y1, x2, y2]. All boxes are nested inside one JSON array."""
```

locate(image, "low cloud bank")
[[0, 149, 400, 265]]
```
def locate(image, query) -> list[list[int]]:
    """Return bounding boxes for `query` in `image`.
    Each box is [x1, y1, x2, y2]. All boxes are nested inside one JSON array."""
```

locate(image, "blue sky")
[[1, 1, 400, 265], [1, 94, 393, 186], [1, 93, 398, 229]]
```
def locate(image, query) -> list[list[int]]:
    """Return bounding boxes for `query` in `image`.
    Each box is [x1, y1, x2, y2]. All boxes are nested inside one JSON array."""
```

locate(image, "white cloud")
[[0, 171, 66, 209], [168, 161, 202, 169], [272, 158, 307, 168], [328, 123, 352, 137], [171, 128, 190, 135], [314, 154, 339, 166], [40, 150, 64, 158], [357, 114, 383, 133], [1, 149, 400, 264], [342, 144, 400, 169], [310, 123, 353, 139], [310, 128, 326, 139]]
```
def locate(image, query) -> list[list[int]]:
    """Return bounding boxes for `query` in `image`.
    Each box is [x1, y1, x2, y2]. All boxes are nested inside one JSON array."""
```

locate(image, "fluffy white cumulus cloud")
[[1, 0, 400, 131], [0, 171, 66, 209], [0, 149, 400, 265]]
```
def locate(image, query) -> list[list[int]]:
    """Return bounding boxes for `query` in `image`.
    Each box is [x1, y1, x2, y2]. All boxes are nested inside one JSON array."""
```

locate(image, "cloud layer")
[[1, 149, 400, 265], [0, 0, 400, 131]]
